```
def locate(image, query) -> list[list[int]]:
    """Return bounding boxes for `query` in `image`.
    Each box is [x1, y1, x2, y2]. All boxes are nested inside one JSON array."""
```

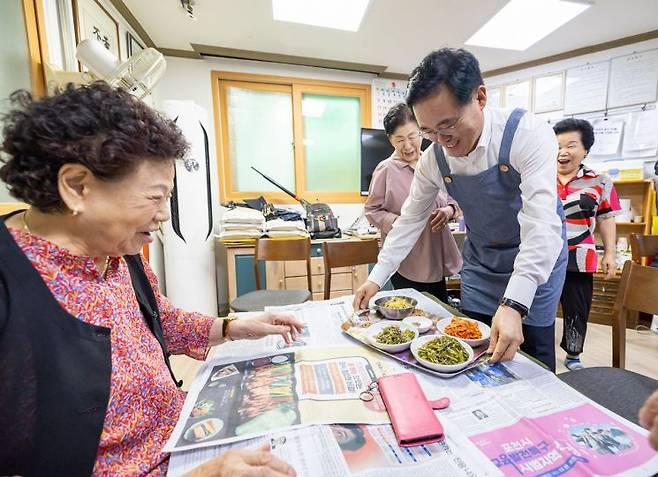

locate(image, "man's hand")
[[429, 206, 454, 232], [352, 281, 380, 311], [486, 305, 524, 363]]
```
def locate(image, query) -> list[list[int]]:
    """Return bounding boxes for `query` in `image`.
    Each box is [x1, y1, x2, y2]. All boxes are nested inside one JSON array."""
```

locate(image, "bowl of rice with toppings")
[[373, 295, 417, 320]]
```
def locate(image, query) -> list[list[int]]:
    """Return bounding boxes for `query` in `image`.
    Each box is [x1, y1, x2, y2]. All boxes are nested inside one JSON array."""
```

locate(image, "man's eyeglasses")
[[419, 116, 464, 140]]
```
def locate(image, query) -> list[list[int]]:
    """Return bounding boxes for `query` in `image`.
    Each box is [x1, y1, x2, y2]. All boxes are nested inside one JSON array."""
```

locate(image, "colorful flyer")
[[470, 403, 657, 476]]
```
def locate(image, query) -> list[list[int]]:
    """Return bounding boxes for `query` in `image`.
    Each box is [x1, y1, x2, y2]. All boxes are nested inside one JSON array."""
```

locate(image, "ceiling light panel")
[[272, 0, 370, 32], [465, 0, 591, 51]]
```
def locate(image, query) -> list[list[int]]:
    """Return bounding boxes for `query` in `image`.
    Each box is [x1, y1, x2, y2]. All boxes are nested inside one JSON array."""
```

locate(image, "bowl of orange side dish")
[[436, 316, 490, 347]]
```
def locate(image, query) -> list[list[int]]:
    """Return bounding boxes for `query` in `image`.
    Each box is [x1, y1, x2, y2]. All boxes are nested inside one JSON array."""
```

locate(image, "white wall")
[[153, 56, 378, 308], [153, 55, 373, 227], [485, 37, 658, 177]]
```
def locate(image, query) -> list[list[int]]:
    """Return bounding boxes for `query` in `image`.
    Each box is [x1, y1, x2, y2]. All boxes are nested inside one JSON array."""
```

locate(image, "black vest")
[[0, 215, 179, 476]]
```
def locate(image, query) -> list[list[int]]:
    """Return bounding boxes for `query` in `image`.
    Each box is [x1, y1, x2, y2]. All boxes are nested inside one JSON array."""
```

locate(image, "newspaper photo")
[[164, 346, 394, 452], [470, 403, 658, 477], [330, 423, 500, 477]]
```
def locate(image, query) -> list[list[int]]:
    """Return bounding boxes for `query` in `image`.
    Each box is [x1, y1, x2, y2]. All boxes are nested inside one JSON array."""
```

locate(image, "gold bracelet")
[[222, 317, 236, 341]]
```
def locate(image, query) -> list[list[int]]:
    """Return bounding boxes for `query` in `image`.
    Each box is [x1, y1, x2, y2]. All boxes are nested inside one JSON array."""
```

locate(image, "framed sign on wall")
[[126, 30, 144, 58], [73, 0, 120, 64], [533, 72, 565, 113]]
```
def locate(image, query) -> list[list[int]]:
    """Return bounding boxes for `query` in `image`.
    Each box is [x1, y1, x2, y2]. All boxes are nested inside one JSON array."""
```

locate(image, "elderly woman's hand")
[[227, 312, 305, 344], [640, 389, 658, 450], [429, 206, 454, 232], [184, 446, 296, 477]]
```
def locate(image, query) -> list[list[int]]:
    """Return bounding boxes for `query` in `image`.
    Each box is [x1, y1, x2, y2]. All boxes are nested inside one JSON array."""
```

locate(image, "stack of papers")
[[218, 208, 265, 240], [264, 219, 309, 238]]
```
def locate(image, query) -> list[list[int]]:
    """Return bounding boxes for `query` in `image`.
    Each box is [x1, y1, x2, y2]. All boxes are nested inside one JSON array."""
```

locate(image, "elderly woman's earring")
[[72, 209, 80, 216]]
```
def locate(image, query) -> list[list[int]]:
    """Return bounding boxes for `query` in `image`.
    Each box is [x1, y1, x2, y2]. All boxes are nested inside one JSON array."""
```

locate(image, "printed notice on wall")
[[608, 50, 658, 109], [564, 62, 610, 115], [623, 108, 658, 156], [588, 117, 624, 157]]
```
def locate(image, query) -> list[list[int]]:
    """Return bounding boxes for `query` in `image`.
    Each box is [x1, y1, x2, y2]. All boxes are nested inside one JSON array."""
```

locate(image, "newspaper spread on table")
[[168, 289, 658, 476], [163, 345, 395, 452]]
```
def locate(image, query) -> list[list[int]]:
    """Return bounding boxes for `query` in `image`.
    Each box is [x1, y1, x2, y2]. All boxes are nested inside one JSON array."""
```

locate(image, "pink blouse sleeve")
[[141, 257, 216, 360], [365, 164, 399, 234]]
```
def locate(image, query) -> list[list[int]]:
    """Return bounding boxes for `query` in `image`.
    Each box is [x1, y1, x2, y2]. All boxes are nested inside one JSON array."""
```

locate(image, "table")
[[168, 290, 658, 477], [427, 293, 658, 425]]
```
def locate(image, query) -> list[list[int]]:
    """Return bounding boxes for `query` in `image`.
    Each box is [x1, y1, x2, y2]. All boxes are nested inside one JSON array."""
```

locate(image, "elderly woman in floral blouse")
[[0, 82, 300, 477]]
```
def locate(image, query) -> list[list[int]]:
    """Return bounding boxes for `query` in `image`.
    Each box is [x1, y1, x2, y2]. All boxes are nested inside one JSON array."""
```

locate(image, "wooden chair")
[[629, 233, 658, 264], [230, 238, 312, 312], [611, 260, 658, 368], [322, 240, 379, 300]]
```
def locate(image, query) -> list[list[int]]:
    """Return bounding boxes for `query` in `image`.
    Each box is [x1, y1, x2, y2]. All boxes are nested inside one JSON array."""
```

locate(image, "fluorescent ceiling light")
[[272, 0, 370, 32], [465, 0, 591, 51]]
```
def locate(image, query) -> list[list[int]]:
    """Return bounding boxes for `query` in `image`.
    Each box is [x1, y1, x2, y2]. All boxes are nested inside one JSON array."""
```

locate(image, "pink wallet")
[[377, 373, 445, 447]]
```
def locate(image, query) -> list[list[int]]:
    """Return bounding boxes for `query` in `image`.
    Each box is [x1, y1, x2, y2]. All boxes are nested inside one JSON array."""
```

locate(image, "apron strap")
[[499, 108, 526, 165], [433, 142, 452, 181]]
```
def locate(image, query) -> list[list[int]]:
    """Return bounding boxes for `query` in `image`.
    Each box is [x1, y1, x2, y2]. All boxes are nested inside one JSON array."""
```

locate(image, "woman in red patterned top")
[[0, 83, 300, 477], [554, 118, 621, 371]]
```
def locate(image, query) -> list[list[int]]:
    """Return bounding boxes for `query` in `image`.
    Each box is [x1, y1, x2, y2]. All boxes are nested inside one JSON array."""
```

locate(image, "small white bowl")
[[435, 317, 491, 347], [402, 316, 433, 334], [411, 334, 474, 373], [366, 321, 419, 353]]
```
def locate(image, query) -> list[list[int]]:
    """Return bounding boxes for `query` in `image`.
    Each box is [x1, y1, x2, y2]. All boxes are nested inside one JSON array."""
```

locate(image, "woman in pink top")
[[365, 103, 463, 302]]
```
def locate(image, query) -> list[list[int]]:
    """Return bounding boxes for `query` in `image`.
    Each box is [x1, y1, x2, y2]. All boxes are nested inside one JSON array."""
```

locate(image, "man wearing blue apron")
[[354, 48, 567, 371]]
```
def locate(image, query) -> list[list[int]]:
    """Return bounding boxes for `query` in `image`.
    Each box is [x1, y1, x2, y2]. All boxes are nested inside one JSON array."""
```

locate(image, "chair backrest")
[[629, 233, 658, 264], [611, 260, 658, 368], [322, 240, 379, 300], [254, 238, 312, 291]]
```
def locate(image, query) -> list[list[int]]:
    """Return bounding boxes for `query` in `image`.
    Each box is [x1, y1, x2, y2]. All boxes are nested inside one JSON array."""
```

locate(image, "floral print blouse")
[[9, 227, 216, 476]]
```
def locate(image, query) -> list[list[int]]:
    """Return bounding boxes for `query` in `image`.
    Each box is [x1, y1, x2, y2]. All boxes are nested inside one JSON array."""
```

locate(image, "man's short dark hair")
[[553, 118, 595, 153], [406, 48, 484, 108], [383, 103, 416, 136]]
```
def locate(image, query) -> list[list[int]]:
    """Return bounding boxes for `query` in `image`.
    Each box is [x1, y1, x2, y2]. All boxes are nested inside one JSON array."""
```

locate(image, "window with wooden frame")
[[1, 0, 46, 210], [211, 71, 371, 203]]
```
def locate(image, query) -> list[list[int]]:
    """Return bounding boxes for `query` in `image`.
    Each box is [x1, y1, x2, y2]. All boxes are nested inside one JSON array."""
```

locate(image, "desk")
[[168, 290, 658, 477], [218, 237, 391, 303]]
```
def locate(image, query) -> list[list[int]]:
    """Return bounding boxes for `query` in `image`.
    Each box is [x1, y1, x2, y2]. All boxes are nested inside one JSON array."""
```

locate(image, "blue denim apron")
[[434, 108, 567, 327]]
